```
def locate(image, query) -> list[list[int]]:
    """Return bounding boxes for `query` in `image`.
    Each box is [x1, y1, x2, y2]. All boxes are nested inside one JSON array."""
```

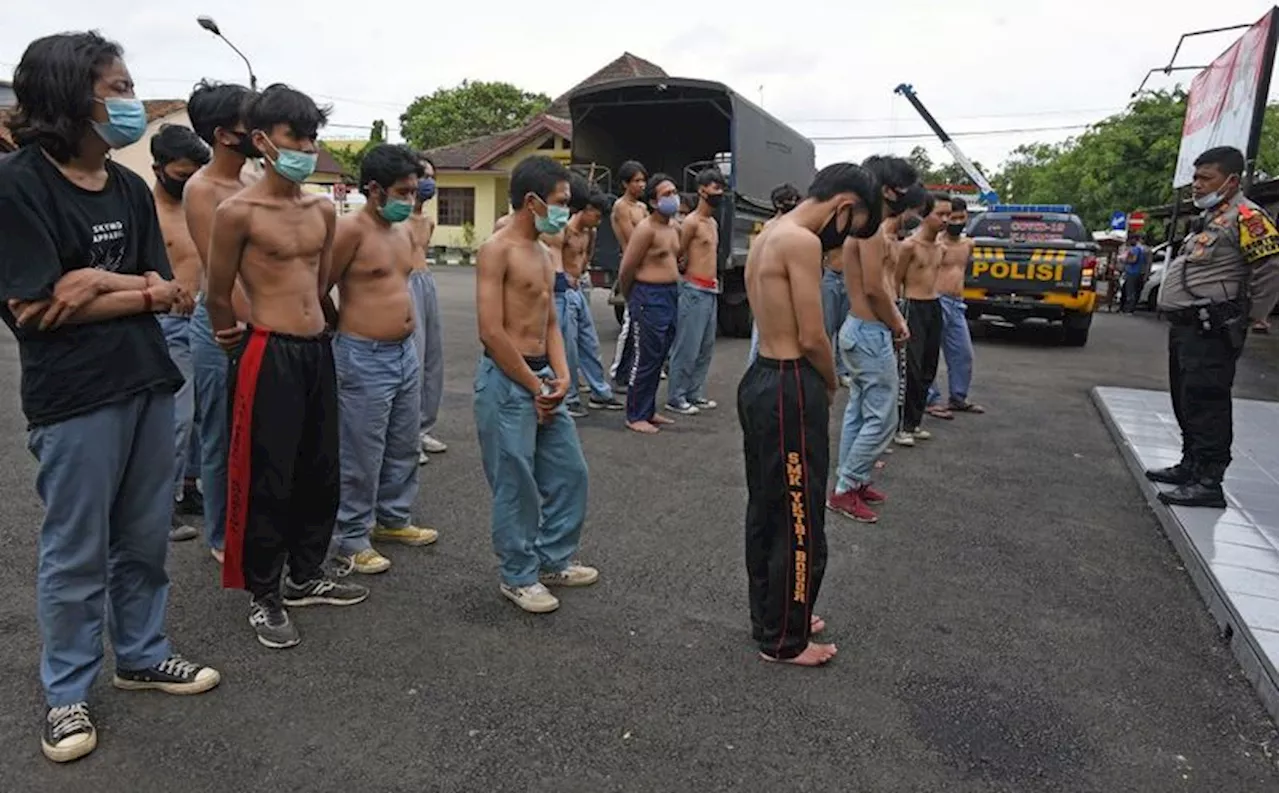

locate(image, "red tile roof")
[[1, 99, 187, 152], [545, 52, 667, 118]]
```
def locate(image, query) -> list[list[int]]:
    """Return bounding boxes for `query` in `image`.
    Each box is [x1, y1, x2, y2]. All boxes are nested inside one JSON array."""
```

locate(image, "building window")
[[438, 187, 475, 226], [538, 136, 555, 150]]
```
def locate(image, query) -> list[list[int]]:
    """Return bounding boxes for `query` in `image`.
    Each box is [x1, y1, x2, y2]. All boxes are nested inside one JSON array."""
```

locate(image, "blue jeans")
[[625, 282, 679, 423], [30, 391, 175, 706], [667, 281, 718, 405], [821, 270, 851, 377], [834, 317, 899, 492], [474, 355, 588, 586], [927, 294, 975, 407], [159, 314, 196, 500], [409, 269, 445, 435], [555, 283, 613, 408], [331, 333, 422, 555], [190, 301, 229, 551]]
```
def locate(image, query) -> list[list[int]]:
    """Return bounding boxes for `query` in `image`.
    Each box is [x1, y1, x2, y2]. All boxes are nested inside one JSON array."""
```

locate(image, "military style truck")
[[963, 204, 1101, 346], [567, 77, 815, 337]]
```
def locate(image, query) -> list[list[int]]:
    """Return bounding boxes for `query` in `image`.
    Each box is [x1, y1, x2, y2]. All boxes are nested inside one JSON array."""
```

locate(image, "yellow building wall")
[[430, 172, 501, 248]]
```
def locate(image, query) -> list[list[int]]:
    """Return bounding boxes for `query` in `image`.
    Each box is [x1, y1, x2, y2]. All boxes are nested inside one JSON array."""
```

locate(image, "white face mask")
[[1192, 180, 1236, 210]]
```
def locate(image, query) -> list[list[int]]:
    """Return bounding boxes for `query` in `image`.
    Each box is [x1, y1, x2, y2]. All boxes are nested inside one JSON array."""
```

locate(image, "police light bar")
[[991, 204, 1074, 214]]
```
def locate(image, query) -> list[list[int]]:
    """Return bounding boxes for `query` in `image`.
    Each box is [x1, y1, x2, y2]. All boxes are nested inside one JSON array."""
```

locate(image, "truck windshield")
[[970, 214, 1090, 243]]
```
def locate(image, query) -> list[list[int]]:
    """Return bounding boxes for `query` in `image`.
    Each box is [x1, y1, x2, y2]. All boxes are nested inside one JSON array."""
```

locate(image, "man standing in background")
[[1122, 234, 1148, 313], [408, 153, 447, 462]]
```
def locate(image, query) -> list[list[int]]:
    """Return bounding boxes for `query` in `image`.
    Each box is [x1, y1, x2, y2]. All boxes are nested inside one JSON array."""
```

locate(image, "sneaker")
[[666, 400, 700, 416], [566, 404, 589, 419], [911, 427, 932, 441], [858, 483, 887, 504], [169, 513, 198, 543], [247, 598, 301, 649], [373, 524, 439, 546], [339, 548, 391, 575], [693, 398, 718, 410], [826, 489, 879, 523], [282, 576, 370, 607], [176, 481, 204, 516], [893, 432, 916, 447], [113, 654, 222, 694], [539, 564, 600, 588], [578, 382, 591, 393], [418, 450, 430, 466], [420, 433, 448, 454], [42, 703, 96, 763], [588, 396, 624, 411], [500, 582, 561, 613]]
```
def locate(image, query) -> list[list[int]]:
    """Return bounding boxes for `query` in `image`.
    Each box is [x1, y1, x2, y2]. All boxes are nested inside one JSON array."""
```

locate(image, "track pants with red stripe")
[[737, 355, 829, 660], [223, 327, 339, 599]]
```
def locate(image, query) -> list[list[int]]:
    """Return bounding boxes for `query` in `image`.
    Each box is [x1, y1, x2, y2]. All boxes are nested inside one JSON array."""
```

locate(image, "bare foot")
[[627, 420, 659, 434], [760, 642, 838, 666], [651, 414, 675, 426], [210, 548, 225, 564], [810, 615, 826, 634]]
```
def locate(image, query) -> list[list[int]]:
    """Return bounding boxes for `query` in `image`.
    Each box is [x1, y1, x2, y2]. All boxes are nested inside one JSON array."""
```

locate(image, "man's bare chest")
[[249, 208, 326, 260]]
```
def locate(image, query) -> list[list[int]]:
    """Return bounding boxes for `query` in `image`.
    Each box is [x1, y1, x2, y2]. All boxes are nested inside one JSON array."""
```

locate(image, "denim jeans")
[[834, 316, 899, 492], [332, 333, 422, 555], [667, 280, 717, 406], [555, 285, 613, 408], [821, 269, 851, 377], [927, 294, 975, 407], [30, 391, 175, 706], [190, 301, 229, 551], [159, 314, 196, 500], [409, 269, 445, 435], [474, 355, 588, 586]]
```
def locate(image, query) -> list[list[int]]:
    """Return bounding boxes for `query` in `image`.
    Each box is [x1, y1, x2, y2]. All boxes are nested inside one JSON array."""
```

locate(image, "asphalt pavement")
[[0, 272, 1275, 793]]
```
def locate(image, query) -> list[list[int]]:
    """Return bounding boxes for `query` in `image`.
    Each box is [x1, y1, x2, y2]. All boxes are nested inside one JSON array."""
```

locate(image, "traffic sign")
[[1110, 211, 1127, 231], [1129, 211, 1147, 231]]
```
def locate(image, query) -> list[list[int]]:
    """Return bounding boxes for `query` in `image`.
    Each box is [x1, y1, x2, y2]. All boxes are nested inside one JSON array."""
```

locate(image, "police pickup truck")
[[963, 204, 1101, 346]]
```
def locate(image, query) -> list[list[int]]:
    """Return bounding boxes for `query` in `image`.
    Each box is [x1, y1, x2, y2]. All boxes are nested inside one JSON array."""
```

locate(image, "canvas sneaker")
[[911, 427, 932, 441], [247, 597, 300, 649], [282, 576, 369, 607], [500, 582, 561, 613], [826, 489, 879, 523], [566, 403, 589, 419], [693, 398, 718, 411], [539, 564, 600, 588], [113, 654, 221, 694], [373, 524, 439, 546], [665, 400, 700, 416], [42, 703, 96, 763], [420, 433, 448, 454], [858, 483, 887, 504], [893, 431, 916, 447], [588, 396, 624, 411], [169, 513, 198, 543], [344, 548, 392, 574]]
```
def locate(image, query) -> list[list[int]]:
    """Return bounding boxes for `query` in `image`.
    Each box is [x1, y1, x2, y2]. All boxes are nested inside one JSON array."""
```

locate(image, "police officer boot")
[[1144, 461, 1195, 485], [1157, 479, 1227, 509]]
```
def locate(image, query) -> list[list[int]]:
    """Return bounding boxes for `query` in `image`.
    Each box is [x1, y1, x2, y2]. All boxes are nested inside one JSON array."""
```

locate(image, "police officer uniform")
[[1147, 190, 1279, 506]]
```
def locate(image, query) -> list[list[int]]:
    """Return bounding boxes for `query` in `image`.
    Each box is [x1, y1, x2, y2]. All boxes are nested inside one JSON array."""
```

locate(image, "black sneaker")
[[1157, 481, 1228, 509], [1144, 463, 1194, 485], [282, 575, 369, 607], [113, 654, 222, 694], [176, 482, 204, 516], [248, 597, 301, 649], [169, 513, 198, 543], [42, 702, 96, 763], [566, 403, 589, 419], [588, 396, 624, 411]]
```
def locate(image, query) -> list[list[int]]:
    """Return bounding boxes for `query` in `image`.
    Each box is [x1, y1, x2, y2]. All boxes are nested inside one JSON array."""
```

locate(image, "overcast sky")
[[3, 1, 1278, 175]]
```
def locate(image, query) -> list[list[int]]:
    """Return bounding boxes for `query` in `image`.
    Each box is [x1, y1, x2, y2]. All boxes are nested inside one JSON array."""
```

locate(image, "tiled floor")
[[1093, 386, 1278, 719]]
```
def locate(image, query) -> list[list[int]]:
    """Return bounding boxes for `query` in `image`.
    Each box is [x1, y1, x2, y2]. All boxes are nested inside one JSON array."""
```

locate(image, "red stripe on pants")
[[222, 328, 269, 590]]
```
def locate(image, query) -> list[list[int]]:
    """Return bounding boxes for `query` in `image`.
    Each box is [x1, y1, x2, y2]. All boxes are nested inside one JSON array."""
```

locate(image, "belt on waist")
[[484, 349, 550, 370]]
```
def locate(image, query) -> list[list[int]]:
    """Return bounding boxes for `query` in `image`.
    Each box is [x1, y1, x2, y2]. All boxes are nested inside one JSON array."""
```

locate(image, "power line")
[[790, 106, 1125, 124], [810, 123, 1093, 143]]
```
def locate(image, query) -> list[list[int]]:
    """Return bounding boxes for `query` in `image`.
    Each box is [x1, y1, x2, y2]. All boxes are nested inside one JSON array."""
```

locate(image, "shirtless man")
[[406, 153, 447, 460], [327, 144, 440, 577], [666, 168, 725, 415], [827, 155, 919, 524], [739, 162, 877, 667], [149, 124, 210, 544], [608, 160, 649, 390], [747, 183, 804, 364], [895, 192, 951, 443], [926, 197, 983, 418], [183, 79, 258, 563], [206, 84, 368, 650], [474, 155, 595, 614], [618, 173, 682, 434]]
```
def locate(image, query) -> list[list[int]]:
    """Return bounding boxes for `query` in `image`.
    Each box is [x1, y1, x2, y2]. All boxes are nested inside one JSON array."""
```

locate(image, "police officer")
[[1147, 146, 1279, 507]]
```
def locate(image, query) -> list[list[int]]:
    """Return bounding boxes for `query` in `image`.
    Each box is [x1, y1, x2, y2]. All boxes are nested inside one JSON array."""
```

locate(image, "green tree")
[[905, 144, 989, 189], [1256, 102, 1278, 178], [320, 118, 390, 179], [400, 80, 551, 151]]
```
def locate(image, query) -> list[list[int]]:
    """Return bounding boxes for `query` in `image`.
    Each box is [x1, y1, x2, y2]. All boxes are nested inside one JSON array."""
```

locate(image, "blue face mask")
[[533, 196, 570, 234], [656, 195, 680, 218], [92, 97, 148, 149], [261, 136, 318, 183], [417, 177, 437, 202]]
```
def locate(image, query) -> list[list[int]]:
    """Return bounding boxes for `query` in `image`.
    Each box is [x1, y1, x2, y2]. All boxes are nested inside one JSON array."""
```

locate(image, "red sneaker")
[[859, 483, 887, 504], [826, 489, 879, 523]]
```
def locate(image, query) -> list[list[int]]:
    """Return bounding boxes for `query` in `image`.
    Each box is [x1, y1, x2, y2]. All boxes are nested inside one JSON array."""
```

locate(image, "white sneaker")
[[911, 427, 932, 440], [418, 450, 430, 466], [666, 400, 700, 416], [894, 432, 916, 447], [420, 433, 448, 454], [539, 564, 600, 588], [693, 398, 718, 411], [500, 582, 560, 613]]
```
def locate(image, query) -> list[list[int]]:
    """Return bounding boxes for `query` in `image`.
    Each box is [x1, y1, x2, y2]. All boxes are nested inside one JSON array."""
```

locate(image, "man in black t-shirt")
[[0, 32, 221, 764]]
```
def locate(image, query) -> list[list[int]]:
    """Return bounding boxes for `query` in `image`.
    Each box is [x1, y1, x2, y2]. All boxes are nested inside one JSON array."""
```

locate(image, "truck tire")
[[1062, 313, 1092, 347], [718, 298, 753, 338], [614, 303, 626, 326]]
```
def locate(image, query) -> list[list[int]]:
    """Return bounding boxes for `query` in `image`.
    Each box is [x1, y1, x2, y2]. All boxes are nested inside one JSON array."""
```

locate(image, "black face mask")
[[947, 222, 965, 237], [232, 132, 262, 159], [818, 205, 853, 252], [703, 192, 725, 210], [886, 188, 915, 216], [156, 171, 188, 201], [901, 216, 922, 233]]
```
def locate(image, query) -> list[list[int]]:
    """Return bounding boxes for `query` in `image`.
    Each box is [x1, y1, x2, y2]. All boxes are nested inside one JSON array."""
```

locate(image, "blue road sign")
[[1110, 211, 1127, 231]]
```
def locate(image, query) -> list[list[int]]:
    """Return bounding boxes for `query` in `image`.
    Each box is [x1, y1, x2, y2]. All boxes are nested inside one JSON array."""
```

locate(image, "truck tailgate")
[[968, 243, 1083, 295]]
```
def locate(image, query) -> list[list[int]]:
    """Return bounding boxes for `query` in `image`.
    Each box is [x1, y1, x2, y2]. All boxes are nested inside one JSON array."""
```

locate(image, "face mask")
[[261, 137, 318, 183], [92, 97, 148, 148], [886, 188, 916, 216], [380, 196, 413, 223], [818, 205, 853, 252], [902, 216, 922, 233], [1193, 185, 1234, 210], [703, 192, 725, 210], [532, 196, 571, 234], [655, 195, 680, 217], [232, 133, 262, 159], [947, 222, 965, 237], [156, 171, 189, 201], [417, 177, 437, 202]]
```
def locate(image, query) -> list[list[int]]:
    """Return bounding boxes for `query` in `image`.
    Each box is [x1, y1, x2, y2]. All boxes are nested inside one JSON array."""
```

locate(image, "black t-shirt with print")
[[0, 145, 183, 428]]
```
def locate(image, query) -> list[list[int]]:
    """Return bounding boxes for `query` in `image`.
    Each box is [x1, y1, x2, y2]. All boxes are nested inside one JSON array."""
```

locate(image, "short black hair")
[[509, 155, 571, 208], [930, 191, 952, 209], [10, 31, 124, 163], [949, 196, 968, 212], [771, 183, 801, 209], [619, 160, 647, 183], [696, 168, 726, 189], [244, 83, 330, 140], [151, 124, 211, 167], [359, 143, 423, 195], [807, 163, 883, 237], [861, 155, 919, 191], [585, 191, 614, 215], [1193, 146, 1246, 177], [568, 172, 593, 212], [187, 79, 254, 145], [900, 183, 929, 213], [645, 172, 677, 203]]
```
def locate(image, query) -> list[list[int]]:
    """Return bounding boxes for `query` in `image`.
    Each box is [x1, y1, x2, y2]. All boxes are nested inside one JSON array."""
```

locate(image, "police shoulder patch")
[[1238, 204, 1279, 263]]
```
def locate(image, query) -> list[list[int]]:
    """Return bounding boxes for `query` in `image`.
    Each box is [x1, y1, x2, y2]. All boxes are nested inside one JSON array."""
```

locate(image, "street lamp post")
[[196, 16, 258, 91]]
